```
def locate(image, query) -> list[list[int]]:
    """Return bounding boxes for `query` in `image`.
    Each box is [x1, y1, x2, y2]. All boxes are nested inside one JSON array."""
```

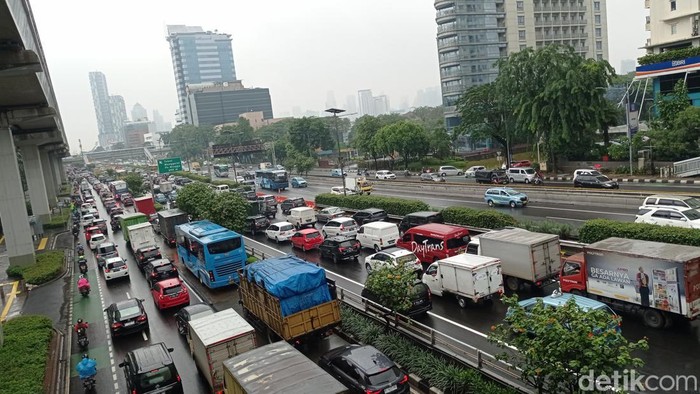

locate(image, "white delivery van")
[[288, 207, 317, 229], [356, 222, 400, 252], [423, 254, 503, 308], [213, 184, 229, 194]]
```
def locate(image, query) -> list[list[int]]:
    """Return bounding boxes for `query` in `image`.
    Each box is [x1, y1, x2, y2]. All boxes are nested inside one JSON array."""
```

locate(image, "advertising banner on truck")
[[585, 252, 699, 316]]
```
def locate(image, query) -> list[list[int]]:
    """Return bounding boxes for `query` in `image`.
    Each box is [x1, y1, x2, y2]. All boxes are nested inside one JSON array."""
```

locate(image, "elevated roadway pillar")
[[0, 128, 35, 266], [40, 149, 57, 208], [51, 153, 62, 193], [20, 143, 50, 224]]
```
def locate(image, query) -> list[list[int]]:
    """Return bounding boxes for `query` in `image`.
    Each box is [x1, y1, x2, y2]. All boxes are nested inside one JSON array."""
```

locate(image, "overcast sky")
[[30, 0, 648, 154]]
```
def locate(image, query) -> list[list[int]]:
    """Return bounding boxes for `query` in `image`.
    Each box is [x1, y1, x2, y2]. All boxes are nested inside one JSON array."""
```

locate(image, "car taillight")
[[339, 247, 346, 252], [399, 374, 409, 384], [112, 322, 123, 329], [105, 269, 110, 273], [365, 390, 381, 394], [340, 225, 345, 231], [136, 314, 147, 322], [176, 375, 181, 382], [209, 271, 214, 281]]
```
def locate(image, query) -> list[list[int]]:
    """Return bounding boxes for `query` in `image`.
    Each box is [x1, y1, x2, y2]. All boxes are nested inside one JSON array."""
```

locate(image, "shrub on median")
[[578, 219, 700, 246], [6, 250, 64, 285], [43, 210, 71, 230], [0, 315, 54, 394], [441, 206, 517, 229], [315, 193, 430, 216], [517, 220, 574, 240]]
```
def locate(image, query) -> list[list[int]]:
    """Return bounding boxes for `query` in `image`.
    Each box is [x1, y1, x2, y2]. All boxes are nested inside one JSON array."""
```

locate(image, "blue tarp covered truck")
[[238, 255, 341, 343]]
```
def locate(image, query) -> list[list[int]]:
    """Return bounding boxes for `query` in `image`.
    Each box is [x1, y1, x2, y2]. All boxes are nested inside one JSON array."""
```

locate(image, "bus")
[[175, 220, 247, 288], [109, 180, 129, 199], [213, 164, 230, 178], [255, 169, 289, 191]]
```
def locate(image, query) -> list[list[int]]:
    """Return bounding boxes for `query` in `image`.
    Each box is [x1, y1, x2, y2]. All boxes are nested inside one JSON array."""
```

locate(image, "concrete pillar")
[[21, 144, 51, 224], [59, 157, 67, 183], [0, 128, 36, 266], [40, 149, 57, 208], [51, 154, 62, 194]]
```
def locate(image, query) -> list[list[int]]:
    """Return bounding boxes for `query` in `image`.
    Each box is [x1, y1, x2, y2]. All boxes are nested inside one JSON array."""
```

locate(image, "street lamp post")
[[326, 108, 346, 196]]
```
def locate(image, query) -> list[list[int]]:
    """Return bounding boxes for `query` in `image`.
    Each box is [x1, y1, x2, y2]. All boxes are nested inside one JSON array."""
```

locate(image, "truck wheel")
[[505, 277, 521, 292], [457, 296, 468, 309], [643, 309, 665, 329]]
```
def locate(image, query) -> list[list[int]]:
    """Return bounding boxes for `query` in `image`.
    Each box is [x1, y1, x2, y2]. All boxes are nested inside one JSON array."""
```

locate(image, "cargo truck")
[[423, 254, 503, 308], [560, 237, 700, 329], [344, 176, 373, 195], [125, 222, 161, 268], [467, 228, 561, 292], [118, 212, 149, 243], [238, 255, 341, 343], [188, 308, 257, 393], [159, 181, 173, 194], [133, 195, 156, 216], [157, 209, 188, 247], [223, 341, 349, 394]]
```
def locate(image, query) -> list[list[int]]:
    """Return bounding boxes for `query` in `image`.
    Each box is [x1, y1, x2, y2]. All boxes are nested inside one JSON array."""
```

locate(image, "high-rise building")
[[345, 95, 358, 114], [132, 103, 148, 121], [152, 109, 166, 132], [435, 0, 609, 131], [373, 95, 390, 116], [123, 121, 155, 149], [166, 25, 237, 124], [358, 89, 375, 116], [89, 71, 117, 147], [185, 81, 273, 127], [109, 95, 128, 142]]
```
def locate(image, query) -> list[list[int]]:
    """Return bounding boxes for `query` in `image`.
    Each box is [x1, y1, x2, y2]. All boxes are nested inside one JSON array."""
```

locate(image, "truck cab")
[[559, 253, 587, 295]]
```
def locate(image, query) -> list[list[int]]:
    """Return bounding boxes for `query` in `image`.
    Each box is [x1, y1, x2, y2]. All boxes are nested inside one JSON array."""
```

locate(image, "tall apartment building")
[[185, 81, 273, 127], [435, 0, 609, 135], [109, 95, 128, 143], [132, 103, 148, 121], [89, 71, 117, 147], [358, 89, 375, 116], [166, 25, 237, 124]]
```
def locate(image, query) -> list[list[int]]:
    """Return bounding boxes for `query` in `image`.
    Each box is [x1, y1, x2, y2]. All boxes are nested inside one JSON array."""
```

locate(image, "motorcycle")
[[78, 277, 90, 297], [76, 327, 89, 349], [111, 221, 120, 232], [78, 259, 88, 275], [72, 226, 79, 239], [76, 244, 84, 255], [404, 170, 411, 177], [82, 377, 95, 392]]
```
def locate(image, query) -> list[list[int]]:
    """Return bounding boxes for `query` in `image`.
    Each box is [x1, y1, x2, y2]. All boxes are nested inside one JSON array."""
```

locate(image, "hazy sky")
[[30, 0, 648, 154]]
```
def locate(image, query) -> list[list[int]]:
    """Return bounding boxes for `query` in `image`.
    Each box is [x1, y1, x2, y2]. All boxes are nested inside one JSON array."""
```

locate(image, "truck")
[[223, 341, 348, 394], [159, 181, 173, 194], [474, 169, 508, 184], [422, 254, 504, 308], [125, 222, 157, 253], [118, 212, 149, 243], [467, 228, 561, 292], [188, 308, 257, 392], [248, 200, 276, 220], [157, 209, 188, 247], [238, 255, 341, 343], [133, 195, 156, 216], [560, 237, 700, 329], [344, 176, 373, 195]]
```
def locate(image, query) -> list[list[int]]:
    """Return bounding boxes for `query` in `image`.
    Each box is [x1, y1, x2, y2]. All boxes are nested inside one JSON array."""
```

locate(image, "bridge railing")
[[673, 157, 700, 178]]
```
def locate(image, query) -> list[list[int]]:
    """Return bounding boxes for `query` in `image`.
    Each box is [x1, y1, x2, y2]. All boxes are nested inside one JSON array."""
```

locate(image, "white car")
[[102, 257, 129, 281], [235, 176, 245, 183], [331, 186, 356, 195], [573, 169, 602, 180], [639, 195, 700, 212], [88, 233, 107, 250], [464, 166, 485, 178], [438, 166, 463, 177], [87, 208, 99, 219], [80, 203, 92, 215], [265, 221, 296, 243], [375, 170, 396, 180], [635, 207, 700, 229], [322, 217, 359, 238], [81, 214, 96, 228], [364, 248, 423, 274]]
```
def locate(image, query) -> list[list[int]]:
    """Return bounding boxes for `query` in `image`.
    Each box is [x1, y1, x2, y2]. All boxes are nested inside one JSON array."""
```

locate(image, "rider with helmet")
[[74, 319, 89, 333], [76, 353, 97, 381]]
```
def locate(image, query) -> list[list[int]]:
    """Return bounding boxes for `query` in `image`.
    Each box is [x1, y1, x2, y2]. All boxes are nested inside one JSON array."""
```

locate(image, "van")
[[214, 184, 229, 194], [356, 222, 400, 251], [399, 211, 444, 234], [330, 168, 346, 177], [288, 207, 317, 229], [396, 223, 470, 263], [639, 194, 700, 211], [506, 167, 537, 183]]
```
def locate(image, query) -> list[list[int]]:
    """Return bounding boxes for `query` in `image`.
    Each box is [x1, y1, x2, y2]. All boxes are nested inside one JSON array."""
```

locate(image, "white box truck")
[[422, 254, 503, 308], [126, 222, 157, 253], [188, 308, 257, 392], [467, 228, 561, 292], [159, 181, 173, 193]]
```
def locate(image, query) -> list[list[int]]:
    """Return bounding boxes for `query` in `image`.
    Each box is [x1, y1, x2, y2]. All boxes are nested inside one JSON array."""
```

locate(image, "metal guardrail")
[[673, 156, 700, 178]]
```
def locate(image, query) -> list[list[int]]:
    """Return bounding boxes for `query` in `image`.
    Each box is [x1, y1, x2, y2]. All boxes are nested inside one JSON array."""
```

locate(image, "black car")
[[319, 236, 361, 263], [237, 189, 258, 202], [281, 197, 306, 215], [135, 245, 162, 270], [352, 208, 388, 225], [362, 279, 432, 318], [122, 195, 134, 206], [119, 343, 183, 394], [174, 303, 215, 336], [399, 211, 444, 234], [144, 258, 179, 286], [244, 215, 270, 235], [475, 169, 509, 184], [573, 174, 619, 189], [319, 345, 409, 394], [105, 298, 149, 338]]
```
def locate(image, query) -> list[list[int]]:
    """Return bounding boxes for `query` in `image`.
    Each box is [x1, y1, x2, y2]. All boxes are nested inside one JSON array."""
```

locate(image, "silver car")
[[316, 206, 345, 223], [322, 217, 359, 238]]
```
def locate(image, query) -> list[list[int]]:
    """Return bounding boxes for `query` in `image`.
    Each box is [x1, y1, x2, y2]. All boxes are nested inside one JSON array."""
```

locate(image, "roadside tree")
[[364, 263, 417, 314], [176, 182, 215, 220], [288, 117, 334, 156], [123, 173, 144, 196], [352, 116, 383, 170], [375, 121, 430, 170], [207, 192, 248, 233]]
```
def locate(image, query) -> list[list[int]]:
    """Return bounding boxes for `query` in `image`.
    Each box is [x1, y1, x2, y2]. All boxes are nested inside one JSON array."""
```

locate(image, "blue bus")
[[255, 169, 289, 191], [213, 164, 229, 178], [175, 220, 246, 288]]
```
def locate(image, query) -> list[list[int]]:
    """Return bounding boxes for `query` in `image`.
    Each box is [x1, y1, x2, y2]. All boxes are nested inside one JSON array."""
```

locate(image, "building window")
[[518, 16, 525, 26], [596, 41, 603, 50], [519, 30, 526, 40], [671, 23, 678, 34], [671, 0, 676, 11], [595, 27, 602, 37], [594, 1, 600, 11], [517, 1, 524, 11], [595, 15, 601, 25]]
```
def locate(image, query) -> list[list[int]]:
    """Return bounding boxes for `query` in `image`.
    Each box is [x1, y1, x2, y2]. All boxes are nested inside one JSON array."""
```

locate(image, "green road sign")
[[158, 157, 182, 173]]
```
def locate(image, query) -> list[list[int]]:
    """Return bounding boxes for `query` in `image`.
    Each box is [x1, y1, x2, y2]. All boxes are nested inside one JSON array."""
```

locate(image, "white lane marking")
[[93, 259, 120, 391], [545, 216, 587, 222], [125, 291, 130, 299], [142, 331, 149, 341]]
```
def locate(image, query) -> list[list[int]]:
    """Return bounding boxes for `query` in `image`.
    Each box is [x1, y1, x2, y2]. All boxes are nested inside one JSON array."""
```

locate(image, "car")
[[276, 164, 285, 171], [290, 228, 324, 251], [474, 169, 509, 184], [88, 233, 107, 251], [291, 176, 307, 188], [80, 203, 92, 215], [639, 194, 700, 211], [118, 343, 183, 394], [573, 174, 619, 189], [257, 194, 278, 209], [85, 226, 102, 242], [91, 218, 108, 234], [330, 168, 346, 177], [244, 215, 271, 235], [265, 221, 296, 243], [81, 214, 95, 228], [281, 197, 306, 215], [322, 217, 359, 238], [151, 278, 190, 310], [168, 191, 178, 202], [96, 242, 119, 267], [104, 200, 118, 211], [484, 187, 529, 208], [464, 166, 486, 178], [234, 175, 246, 183], [109, 207, 124, 218], [364, 248, 422, 274], [122, 195, 134, 206], [134, 245, 163, 270], [420, 173, 444, 182], [87, 208, 99, 219], [375, 170, 396, 180], [330, 186, 356, 195], [144, 258, 178, 286], [316, 206, 345, 223], [573, 168, 602, 180], [103, 256, 129, 281], [510, 160, 532, 168], [154, 193, 168, 204], [319, 236, 361, 263], [237, 189, 258, 202], [438, 165, 463, 176], [635, 207, 700, 229], [105, 298, 149, 338], [362, 279, 432, 317], [174, 303, 215, 336], [398, 211, 444, 234], [352, 208, 388, 225], [319, 345, 409, 394], [506, 167, 537, 183]]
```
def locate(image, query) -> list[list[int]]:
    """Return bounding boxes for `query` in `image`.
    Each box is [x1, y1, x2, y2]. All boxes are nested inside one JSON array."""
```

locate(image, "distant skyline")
[[29, 0, 648, 154]]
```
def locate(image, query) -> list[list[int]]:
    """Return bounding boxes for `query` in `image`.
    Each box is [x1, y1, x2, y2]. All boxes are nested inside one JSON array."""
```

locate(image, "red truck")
[[560, 237, 700, 329], [134, 195, 156, 216]]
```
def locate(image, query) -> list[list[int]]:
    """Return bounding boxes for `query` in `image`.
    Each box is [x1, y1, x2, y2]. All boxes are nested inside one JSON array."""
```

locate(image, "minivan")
[[213, 184, 229, 194], [506, 167, 537, 183], [119, 343, 183, 394], [356, 222, 400, 251], [397, 223, 470, 264], [288, 207, 317, 229], [352, 208, 388, 225], [399, 211, 444, 234], [639, 194, 700, 211]]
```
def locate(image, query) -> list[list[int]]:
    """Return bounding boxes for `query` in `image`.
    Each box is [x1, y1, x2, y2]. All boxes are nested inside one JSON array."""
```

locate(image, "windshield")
[[684, 198, 700, 209], [367, 367, 401, 386], [100, 245, 116, 253], [107, 261, 125, 269], [524, 169, 535, 174], [685, 209, 700, 221], [207, 237, 242, 254], [595, 176, 610, 182], [340, 240, 357, 248], [142, 249, 160, 259], [254, 217, 268, 224], [279, 224, 294, 231], [155, 264, 174, 273], [503, 188, 519, 195], [306, 232, 321, 239], [396, 253, 417, 265], [163, 285, 182, 295], [137, 366, 174, 390], [446, 235, 470, 249], [116, 305, 141, 320]]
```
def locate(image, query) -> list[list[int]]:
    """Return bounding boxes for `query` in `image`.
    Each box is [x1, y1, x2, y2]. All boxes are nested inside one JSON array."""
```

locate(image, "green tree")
[[105, 168, 116, 178], [176, 182, 215, 220], [402, 106, 444, 132], [207, 192, 248, 233], [123, 173, 144, 196], [352, 116, 383, 170], [215, 118, 256, 145], [364, 264, 417, 313], [428, 128, 452, 159], [288, 117, 333, 156], [598, 100, 624, 148], [375, 121, 430, 170], [169, 124, 212, 161], [257, 118, 295, 142], [489, 294, 648, 393], [656, 80, 691, 130]]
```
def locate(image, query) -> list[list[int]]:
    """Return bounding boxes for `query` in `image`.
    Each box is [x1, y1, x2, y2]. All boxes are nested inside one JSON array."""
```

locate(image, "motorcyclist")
[[74, 319, 89, 333], [75, 353, 97, 382], [72, 224, 79, 238], [77, 275, 90, 293], [76, 244, 84, 255], [404, 169, 410, 177]]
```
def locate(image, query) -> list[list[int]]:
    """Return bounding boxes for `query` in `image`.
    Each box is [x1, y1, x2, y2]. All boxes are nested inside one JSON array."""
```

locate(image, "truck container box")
[[423, 254, 503, 307], [133, 195, 156, 216], [118, 212, 148, 243], [157, 209, 188, 247]]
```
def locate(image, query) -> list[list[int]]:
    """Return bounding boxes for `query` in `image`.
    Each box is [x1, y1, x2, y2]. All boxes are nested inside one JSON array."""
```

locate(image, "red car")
[[290, 228, 324, 251], [151, 278, 189, 310], [510, 160, 532, 168], [85, 226, 102, 242]]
